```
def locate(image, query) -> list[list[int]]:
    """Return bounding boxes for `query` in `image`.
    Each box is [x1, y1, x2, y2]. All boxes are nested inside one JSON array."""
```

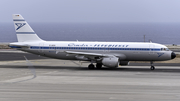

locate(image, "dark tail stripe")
[[13, 19, 25, 21], [16, 32, 36, 34]]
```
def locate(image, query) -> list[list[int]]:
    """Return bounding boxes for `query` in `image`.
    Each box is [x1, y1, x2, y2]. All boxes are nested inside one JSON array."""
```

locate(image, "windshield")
[[161, 48, 169, 51]]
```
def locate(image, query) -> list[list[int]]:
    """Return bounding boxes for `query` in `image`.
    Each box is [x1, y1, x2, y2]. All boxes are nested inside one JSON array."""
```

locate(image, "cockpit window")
[[161, 48, 169, 51]]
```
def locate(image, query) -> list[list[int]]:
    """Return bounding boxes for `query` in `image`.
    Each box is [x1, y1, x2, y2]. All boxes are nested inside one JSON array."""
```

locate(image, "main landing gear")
[[88, 64, 95, 69], [150, 61, 155, 70], [96, 63, 102, 69], [88, 63, 103, 69]]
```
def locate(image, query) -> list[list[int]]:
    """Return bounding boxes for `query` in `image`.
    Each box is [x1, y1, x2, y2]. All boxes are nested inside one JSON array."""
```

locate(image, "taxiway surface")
[[0, 50, 180, 101]]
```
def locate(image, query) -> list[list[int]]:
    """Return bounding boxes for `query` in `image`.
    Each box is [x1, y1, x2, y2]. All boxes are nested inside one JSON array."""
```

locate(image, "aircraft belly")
[[22, 49, 77, 60], [44, 50, 77, 60]]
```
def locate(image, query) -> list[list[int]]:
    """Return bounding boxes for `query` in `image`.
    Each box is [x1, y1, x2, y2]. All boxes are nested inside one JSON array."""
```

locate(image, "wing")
[[65, 51, 110, 56], [65, 51, 126, 61]]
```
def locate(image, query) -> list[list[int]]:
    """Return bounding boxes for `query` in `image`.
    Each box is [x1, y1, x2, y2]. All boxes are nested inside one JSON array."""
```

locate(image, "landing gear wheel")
[[150, 61, 155, 70], [96, 63, 102, 69], [150, 66, 155, 70], [88, 64, 95, 70]]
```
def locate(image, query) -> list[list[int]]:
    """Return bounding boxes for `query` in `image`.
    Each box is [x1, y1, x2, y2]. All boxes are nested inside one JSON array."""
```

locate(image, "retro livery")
[[9, 14, 176, 70]]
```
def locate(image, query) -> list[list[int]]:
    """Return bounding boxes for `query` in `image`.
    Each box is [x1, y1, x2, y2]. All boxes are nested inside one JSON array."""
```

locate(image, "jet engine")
[[102, 57, 119, 68], [119, 61, 129, 65]]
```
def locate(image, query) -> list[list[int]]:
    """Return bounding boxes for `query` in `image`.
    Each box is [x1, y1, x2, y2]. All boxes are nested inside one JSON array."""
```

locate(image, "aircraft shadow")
[[0, 52, 48, 61], [1, 65, 180, 73]]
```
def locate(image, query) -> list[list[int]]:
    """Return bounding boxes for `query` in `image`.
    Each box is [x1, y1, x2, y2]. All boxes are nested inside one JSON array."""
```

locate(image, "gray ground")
[[0, 50, 180, 101]]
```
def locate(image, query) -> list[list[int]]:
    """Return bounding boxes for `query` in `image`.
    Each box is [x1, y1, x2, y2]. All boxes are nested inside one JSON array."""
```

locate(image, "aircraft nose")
[[171, 52, 176, 59]]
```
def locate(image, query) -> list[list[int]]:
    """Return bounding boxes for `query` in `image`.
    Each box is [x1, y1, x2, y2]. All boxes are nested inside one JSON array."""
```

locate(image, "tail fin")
[[12, 14, 43, 42]]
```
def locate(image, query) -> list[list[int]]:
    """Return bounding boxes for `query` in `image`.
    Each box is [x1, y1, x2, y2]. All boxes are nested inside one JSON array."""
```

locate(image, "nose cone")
[[171, 52, 176, 59]]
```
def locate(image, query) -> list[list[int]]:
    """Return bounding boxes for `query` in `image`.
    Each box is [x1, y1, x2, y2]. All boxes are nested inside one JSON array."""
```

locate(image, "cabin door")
[[39, 43, 44, 53], [149, 45, 154, 54]]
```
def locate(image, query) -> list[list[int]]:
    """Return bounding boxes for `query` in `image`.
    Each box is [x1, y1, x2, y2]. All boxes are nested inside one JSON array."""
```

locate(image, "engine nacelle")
[[119, 61, 129, 66], [102, 57, 119, 68]]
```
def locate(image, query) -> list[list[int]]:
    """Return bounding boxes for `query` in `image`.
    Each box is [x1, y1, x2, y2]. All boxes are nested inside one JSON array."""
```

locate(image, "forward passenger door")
[[149, 45, 154, 54]]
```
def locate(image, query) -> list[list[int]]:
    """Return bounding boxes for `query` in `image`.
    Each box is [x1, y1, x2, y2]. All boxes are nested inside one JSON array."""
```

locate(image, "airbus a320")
[[9, 14, 176, 70]]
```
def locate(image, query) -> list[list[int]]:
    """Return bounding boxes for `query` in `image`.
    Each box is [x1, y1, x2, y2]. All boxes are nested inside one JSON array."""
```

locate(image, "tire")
[[96, 63, 102, 69], [88, 64, 95, 69], [150, 66, 155, 70]]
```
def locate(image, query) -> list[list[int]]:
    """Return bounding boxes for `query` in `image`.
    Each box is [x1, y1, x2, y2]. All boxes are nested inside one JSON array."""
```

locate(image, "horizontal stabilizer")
[[9, 42, 29, 48]]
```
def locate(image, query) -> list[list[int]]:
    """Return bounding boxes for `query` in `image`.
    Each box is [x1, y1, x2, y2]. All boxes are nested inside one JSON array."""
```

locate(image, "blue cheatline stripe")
[[13, 19, 25, 21], [16, 32, 36, 34], [27, 46, 161, 51], [9, 46, 21, 48]]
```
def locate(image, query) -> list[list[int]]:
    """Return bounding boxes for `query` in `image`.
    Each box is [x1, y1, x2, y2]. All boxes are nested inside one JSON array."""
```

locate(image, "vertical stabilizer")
[[12, 14, 43, 42]]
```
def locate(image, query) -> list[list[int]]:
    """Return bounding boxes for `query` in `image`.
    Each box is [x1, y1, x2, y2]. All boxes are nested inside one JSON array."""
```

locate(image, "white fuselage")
[[10, 41, 172, 61]]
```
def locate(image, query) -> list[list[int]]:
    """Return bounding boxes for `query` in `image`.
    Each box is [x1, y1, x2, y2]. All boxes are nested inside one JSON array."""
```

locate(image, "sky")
[[1, 0, 180, 23]]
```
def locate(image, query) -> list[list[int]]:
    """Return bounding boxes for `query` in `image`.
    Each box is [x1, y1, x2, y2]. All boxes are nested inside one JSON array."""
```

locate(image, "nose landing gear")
[[150, 61, 155, 70], [150, 66, 155, 70]]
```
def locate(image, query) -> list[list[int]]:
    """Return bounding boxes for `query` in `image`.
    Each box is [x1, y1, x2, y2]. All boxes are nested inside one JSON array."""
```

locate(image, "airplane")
[[9, 14, 176, 70]]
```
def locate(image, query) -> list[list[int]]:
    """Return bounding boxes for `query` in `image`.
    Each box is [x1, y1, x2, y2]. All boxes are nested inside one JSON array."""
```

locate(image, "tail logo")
[[15, 23, 26, 30]]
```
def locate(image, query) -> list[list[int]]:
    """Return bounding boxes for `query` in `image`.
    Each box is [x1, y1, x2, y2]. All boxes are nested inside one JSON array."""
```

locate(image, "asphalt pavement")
[[0, 50, 180, 101]]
